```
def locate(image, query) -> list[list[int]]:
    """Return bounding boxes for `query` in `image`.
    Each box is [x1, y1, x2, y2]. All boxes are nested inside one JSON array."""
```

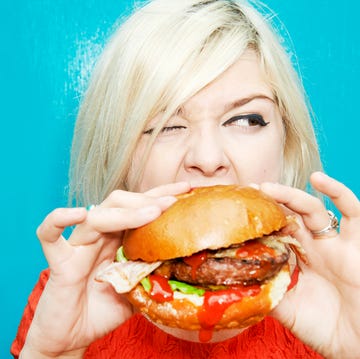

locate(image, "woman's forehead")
[[177, 55, 274, 115]]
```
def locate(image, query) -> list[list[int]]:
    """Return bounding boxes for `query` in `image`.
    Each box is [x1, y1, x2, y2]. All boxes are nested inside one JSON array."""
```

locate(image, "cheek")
[[233, 150, 282, 184], [253, 132, 284, 182], [134, 145, 182, 192], [230, 130, 284, 183], [253, 151, 283, 182]]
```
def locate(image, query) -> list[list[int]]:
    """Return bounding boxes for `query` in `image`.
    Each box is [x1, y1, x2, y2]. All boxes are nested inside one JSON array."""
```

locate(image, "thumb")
[[36, 207, 87, 266]]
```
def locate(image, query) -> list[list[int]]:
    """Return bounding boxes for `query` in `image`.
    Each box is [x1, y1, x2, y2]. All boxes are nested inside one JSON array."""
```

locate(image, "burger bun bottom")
[[126, 264, 291, 342]]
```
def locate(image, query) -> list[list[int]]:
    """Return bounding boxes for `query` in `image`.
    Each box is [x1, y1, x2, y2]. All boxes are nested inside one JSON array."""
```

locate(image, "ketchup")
[[288, 265, 300, 291], [148, 274, 174, 302], [236, 240, 275, 259], [183, 250, 207, 280], [197, 285, 261, 342]]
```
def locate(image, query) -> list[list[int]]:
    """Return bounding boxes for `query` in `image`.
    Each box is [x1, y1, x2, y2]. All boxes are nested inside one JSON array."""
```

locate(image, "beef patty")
[[155, 238, 290, 286]]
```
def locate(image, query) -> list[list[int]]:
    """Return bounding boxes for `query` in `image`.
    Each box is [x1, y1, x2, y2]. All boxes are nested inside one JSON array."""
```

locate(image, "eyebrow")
[[177, 94, 276, 117], [223, 94, 276, 113]]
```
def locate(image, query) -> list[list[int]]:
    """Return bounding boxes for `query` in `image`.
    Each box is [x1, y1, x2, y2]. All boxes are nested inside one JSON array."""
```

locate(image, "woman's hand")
[[21, 182, 191, 358], [260, 172, 360, 359]]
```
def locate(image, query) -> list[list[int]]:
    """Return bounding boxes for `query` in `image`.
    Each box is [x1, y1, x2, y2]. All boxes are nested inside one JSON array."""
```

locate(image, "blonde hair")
[[69, 0, 322, 206]]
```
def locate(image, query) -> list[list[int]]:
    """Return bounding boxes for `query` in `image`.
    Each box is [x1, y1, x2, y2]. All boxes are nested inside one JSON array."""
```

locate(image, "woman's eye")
[[160, 125, 186, 133], [143, 125, 186, 135], [223, 114, 269, 128]]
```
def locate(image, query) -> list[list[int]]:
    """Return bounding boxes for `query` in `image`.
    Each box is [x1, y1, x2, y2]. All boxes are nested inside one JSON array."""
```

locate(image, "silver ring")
[[311, 210, 339, 238]]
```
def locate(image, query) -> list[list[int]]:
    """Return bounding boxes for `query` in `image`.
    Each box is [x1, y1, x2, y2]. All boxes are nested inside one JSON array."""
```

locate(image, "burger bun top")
[[123, 185, 288, 262]]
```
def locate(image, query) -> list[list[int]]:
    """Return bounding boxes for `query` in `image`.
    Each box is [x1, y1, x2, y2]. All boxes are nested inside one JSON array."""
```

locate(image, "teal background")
[[1, 0, 359, 356]]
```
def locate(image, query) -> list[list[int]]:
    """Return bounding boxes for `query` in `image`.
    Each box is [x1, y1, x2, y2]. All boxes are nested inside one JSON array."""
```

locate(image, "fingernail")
[[138, 205, 161, 219], [85, 204, 96, 211], [69, 207, 87, 217], [158, 196, 177, 206], [69, 207, 85, 212], [319, 171, 330, 179], [176, 181, 191, 188]]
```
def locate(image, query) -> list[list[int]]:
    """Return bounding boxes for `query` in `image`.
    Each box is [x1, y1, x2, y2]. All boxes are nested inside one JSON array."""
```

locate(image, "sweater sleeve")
[[10, 269, 50, 358]]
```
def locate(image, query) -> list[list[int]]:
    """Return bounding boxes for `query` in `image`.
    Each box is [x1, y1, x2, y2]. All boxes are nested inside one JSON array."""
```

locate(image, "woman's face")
[[132, 51, 285, 192]]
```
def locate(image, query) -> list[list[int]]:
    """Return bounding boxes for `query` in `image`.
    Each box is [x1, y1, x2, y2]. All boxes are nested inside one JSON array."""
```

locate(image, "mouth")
[[188, 180, 236, 189]]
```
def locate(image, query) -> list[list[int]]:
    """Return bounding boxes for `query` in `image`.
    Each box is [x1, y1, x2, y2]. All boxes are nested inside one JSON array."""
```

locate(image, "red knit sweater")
[[11, 270, 323, 358]]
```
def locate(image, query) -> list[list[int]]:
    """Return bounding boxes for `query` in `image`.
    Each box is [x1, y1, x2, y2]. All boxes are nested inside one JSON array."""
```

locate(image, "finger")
[[311, 172, 360, 239], [85, 205, 164, 233], [310, 172, 360, 219], [70, 186, 185, 246], [259, 182, 330, 234], [101, 190, 179, 210], [37, 208, 87, 243], [145, 181, 191, 197], [36, 208, 87, 265], [69, 205, 164, 245]]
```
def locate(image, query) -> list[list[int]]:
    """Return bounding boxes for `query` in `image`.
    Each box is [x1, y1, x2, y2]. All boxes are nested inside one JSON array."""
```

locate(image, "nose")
[[184, 129, 230, 178]]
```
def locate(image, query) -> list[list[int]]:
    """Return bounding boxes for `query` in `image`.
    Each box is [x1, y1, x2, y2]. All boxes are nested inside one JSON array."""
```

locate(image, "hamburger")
[[97, 185, 302, 342]]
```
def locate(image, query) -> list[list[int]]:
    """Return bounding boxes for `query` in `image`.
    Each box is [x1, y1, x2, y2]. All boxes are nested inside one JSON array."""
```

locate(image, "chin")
[[151, 320, 246, 343]]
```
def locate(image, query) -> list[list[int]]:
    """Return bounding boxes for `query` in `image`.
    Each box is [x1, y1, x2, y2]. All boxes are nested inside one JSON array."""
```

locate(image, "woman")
[[12, 0, 360, 358]]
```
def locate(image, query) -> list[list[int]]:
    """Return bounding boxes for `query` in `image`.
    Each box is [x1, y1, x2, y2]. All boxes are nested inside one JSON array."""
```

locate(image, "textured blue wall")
[[1, 0, 359, 356]]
